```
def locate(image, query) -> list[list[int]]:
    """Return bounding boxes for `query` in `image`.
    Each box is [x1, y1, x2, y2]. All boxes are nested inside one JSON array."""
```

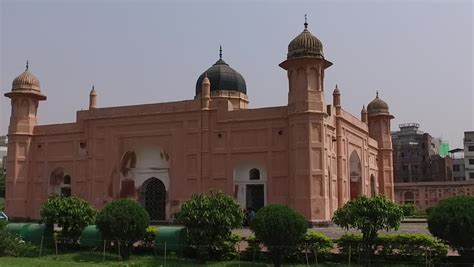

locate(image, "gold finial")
[[304, 14, 308, 29]]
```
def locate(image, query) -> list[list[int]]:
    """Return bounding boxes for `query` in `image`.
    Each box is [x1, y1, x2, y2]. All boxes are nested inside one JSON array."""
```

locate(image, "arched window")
[[120, 151, 137, 177], [50, 168, 71, 197], [249, 168, 260, 180], [370, 174, 377, 196], [349, 151, 362, 199]]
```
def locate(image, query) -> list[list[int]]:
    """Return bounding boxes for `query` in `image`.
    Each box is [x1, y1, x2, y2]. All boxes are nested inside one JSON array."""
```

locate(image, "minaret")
[[367, 91, 395, 199], [4, 62, 46, 218], [201, 74, 210, 110], [333, 85, 344, 208], [279, 16, 334, 221], [361, 105, 368, 123], [89, 85, 97, 109]]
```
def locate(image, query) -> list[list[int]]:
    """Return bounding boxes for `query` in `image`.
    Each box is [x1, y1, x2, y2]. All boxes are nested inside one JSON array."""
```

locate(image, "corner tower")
[[4, 62, 46, 218], [367, 92, 395, 200], [280, 17, 333, 221]]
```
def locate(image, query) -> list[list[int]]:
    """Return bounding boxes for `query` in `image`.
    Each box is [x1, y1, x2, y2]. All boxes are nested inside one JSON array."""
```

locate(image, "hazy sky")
[[1, 0, 472, 148]]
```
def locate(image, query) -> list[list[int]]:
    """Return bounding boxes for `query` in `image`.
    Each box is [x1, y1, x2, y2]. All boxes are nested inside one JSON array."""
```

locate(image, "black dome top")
[[195, 56, 246, 96]]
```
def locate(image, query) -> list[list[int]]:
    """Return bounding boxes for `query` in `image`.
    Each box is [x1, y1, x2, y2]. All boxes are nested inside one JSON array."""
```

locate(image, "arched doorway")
[[140, 178, 166, 221], [404, 191, 415, 204], [349, 151, 362, 199], [233, 162, 266, 212], [50, 167, 71, 197]]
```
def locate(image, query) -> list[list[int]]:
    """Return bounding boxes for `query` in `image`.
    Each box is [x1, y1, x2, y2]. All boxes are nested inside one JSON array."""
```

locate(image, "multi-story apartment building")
[[464, 131, 474, 180]]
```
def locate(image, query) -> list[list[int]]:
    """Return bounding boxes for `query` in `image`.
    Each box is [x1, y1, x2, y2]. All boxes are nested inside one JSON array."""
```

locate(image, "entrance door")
[[143, 178, 166, 221], [246, 184, 264, 211]]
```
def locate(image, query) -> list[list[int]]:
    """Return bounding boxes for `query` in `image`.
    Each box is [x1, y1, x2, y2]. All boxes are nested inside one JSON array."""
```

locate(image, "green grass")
[[0, 197, 4, 211], [0, 253, 417, 267]]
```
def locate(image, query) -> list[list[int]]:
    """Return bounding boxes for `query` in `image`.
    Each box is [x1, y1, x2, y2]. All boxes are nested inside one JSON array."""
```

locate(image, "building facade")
[[464, 131, 474, 180], [392, 123, 452, 182], [4, 22, 395, 222]]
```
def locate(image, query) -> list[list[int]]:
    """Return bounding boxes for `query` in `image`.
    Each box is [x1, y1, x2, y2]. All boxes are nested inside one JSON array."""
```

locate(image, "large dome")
[[287, 21, 324, 60], [195, 49, 246, 96], [367, 92, 391, 116]]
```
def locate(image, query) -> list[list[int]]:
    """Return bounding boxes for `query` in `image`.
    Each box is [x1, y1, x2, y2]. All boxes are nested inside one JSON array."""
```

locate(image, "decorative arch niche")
[[349, 150, 362, 199], [233, 161, 266, 212]]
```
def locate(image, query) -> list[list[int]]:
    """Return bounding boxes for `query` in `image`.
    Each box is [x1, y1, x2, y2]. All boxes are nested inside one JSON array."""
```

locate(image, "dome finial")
[[304, 14, 308, 29], [26, 60, 29, 71], [219, 45, 222, 59], [376, 90, 379, 98]]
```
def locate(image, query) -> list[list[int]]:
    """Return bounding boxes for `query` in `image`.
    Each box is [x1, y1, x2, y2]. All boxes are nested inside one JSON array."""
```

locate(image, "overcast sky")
[[1, 0, 472, 148]]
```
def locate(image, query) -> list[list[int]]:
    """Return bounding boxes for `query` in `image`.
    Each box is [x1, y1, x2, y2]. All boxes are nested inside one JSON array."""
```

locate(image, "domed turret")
[[367, 91, 392, 117], [287, 16, 324, 60], [195, 46, 246, 96], [12, 61, 41, 92], [5, 62, 46, 100]]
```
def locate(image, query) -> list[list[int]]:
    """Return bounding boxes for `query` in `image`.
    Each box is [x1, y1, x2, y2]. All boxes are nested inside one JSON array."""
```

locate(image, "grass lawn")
[[0, 252, 415, 267]]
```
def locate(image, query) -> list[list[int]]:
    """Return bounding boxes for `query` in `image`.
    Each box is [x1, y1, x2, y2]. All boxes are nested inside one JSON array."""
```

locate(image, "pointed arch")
[[349, 150, 362, 199]]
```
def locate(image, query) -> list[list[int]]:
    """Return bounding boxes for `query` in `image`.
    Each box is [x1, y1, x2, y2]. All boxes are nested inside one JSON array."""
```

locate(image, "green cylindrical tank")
[[80, 225, 103, 248], [4, 223, 30, 238], [22, 223, 53, 245], [155, 226, 187, 253]]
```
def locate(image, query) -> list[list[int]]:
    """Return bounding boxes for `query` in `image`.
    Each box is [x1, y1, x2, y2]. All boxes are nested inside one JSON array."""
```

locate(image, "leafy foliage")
[[336, 233, 448, 263], [400, 203, 416, 217], [40, 195, 97, 240], [299, 231, 333, 259], [250, 204, 308, 267], [141, 226, 157, 250], [175, 191, 243, 263], [96, 199, 149, 260], [332, 195, 404, 260], [427, 196, 474, 259], [241, 235, 264, 261], [0, 229, 38, 257]]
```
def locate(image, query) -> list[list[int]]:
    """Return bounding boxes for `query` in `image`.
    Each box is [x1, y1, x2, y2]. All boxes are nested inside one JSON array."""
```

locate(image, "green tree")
[[332, 195, 404, 262], [96, 199, 149, 260], [40, 195, 97, 240], [428, 196, 474, 259], [250, 204, 308, 267], [175, 190, 243, 263]]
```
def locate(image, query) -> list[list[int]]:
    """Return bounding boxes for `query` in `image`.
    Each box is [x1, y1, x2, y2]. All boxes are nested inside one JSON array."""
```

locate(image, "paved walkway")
[[233, 221, 430, 239]]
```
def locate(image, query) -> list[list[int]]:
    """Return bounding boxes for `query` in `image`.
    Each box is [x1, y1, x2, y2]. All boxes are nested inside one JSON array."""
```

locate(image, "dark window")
[[61, 187, 71, 197], [401, 153, 405, 158], [63, 175, 71, 185], [421, 143, 426, 149], [413, 165, 419, 169], [402, 165, 409, 171], [453, 165, 460, 172], [422, 156, 426, 161], [469, 159, 474, 165], [470, 173, 474, 179], [249, 168, 260, 180], [469, 146, 474, 152]]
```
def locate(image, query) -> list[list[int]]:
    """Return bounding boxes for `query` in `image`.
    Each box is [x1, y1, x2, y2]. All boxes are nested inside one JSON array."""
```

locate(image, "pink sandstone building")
[[4, 21, 395, 222]]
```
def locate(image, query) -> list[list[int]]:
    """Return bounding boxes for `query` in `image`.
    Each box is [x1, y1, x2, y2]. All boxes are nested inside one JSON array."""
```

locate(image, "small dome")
[[287, 21, 324, 60], [367, 92, 390, 116], [12, 68, 40, 92], [195, 48, 246, 96]]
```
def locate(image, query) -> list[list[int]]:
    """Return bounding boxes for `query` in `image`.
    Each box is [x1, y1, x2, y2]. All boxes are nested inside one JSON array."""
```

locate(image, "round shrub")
[[250, 204, 308, 267], [175, 191, 243, 263], [427, 196, 474, 259], [96, 199, 149, 260], [400, 203, 416, 217], [40, 195, 97, 240]]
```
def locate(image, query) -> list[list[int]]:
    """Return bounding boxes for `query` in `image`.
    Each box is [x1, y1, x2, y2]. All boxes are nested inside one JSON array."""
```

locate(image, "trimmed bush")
[[427, 196, 474, 259], [175, 191, 243, 263], [96, 199, 149, 260], [250, 204, 308, 267], [40, 195, 97, 240], [299, 231, 333, 261], [336, 233, 448, 263]]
